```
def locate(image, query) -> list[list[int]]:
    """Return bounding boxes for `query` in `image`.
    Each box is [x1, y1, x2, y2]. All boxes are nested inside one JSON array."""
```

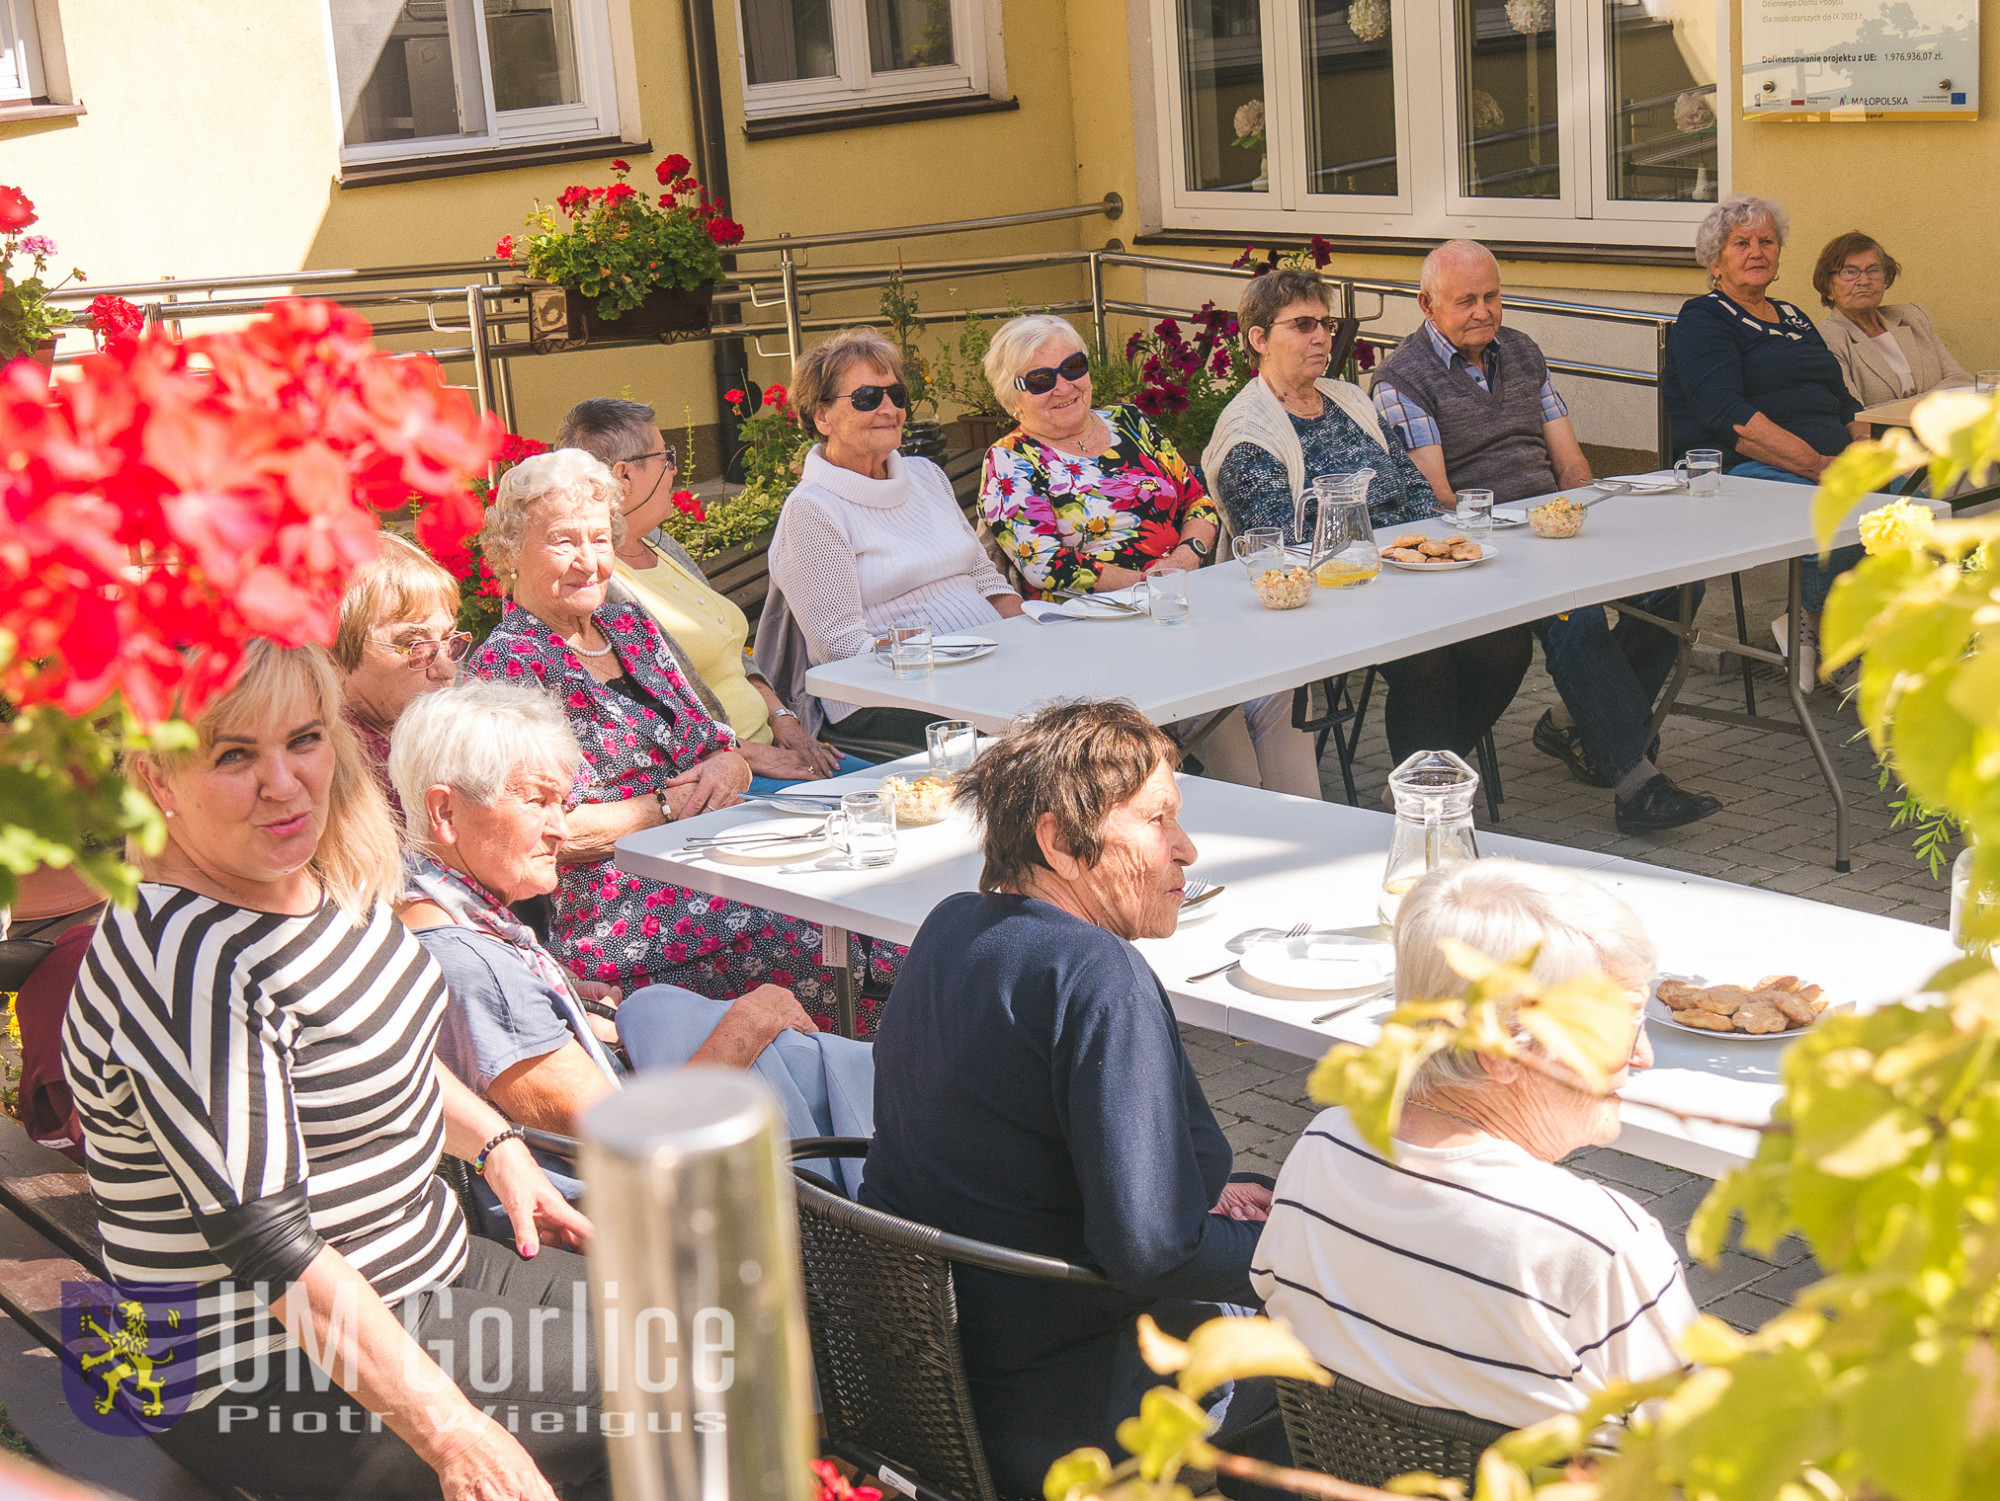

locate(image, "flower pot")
[[29, 338, 54, 368], [525, 281, 716, 354], [900, 419, 947, 461], [958, 413, 1010, 449]]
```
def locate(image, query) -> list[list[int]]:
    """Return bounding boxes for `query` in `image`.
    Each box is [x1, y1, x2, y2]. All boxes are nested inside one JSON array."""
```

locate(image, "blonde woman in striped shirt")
[[769, 327, 1024, 755], [65, 641, 607, 1501]]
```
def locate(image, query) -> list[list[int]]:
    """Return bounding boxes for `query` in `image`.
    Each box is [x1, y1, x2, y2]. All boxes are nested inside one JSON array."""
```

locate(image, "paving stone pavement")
[[1184, 558, 1948, 1333]]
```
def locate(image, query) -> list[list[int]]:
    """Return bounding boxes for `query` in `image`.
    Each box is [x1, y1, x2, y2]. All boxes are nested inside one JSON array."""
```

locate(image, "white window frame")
[[0, 0, 47, 103], [328, 0, 623, 167], [734, 0, 992, 120], [1148, 0, 1727, 248]]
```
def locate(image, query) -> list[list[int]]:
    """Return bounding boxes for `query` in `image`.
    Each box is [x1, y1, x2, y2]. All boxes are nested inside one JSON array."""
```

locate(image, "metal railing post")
[[1655, 320, 1672, 468], [778, 234, 804, 374], [1089, 249, 1107, 356], [485, 267, 518, 435], [465, 285, 494, 424], [1339, 277, 1357, 381]]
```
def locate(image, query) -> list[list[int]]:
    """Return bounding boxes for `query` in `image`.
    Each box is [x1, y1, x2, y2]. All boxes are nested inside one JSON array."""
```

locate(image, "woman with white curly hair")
[[1663, 194, 1867, 681], [1254, 859, 1696, 1428], [467, 447, 898, 1032]]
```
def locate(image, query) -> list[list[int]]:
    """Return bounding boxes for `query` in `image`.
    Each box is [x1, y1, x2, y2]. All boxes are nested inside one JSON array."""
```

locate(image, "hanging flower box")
[[524, 279, 716, 353]]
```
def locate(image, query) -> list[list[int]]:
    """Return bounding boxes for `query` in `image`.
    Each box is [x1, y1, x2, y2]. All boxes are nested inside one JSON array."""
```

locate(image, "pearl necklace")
[[568, 632, 615, 658]]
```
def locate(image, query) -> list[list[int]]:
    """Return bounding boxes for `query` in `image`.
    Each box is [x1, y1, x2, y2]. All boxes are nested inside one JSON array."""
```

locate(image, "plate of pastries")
[[1379, 534, 1497, 571], [1648, 973, 1840, 1037]]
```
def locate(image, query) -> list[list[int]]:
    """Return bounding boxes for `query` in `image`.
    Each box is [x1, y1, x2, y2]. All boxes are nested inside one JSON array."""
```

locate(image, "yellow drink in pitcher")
[[1315, 556, 1380, 588]]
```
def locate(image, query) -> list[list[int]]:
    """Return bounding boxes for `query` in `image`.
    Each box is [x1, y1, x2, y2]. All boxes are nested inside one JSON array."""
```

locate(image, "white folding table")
[[803, 475, 1923, 871], [616, 760, 1956, 1179]]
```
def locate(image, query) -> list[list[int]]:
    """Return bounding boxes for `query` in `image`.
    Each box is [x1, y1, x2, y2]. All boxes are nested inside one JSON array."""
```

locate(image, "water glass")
[[878, 616, 933, 677], [926, 719, 979, 781], [1233, 528, 1286, 577], [1454, 489, 1494, 540], [1978, 371, 2000, 397], [1676, 448, 1723, 496], [827, 790, 897, 869], [1146, 561, 1191, 627]]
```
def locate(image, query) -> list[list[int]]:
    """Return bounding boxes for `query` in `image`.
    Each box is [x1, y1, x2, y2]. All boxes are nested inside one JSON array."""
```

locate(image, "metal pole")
[[1089, 250, 1107, 357], [580, 1071, 817, 1501], [1784, 557, 1851, 872], [779, 236, 804, 375], [485, 269, 518, 435], [465, 287, 493, 419], [1655, 321, 1673, 468]]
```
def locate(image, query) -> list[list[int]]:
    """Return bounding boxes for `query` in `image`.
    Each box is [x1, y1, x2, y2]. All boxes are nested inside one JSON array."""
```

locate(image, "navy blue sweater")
[[860, 893, 1259, 1491], [1663, 290, 1858, 469]]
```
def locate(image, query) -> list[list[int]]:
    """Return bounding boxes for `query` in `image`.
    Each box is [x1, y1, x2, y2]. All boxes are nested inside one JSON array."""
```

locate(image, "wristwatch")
[[1179, 536, 1213, 561]]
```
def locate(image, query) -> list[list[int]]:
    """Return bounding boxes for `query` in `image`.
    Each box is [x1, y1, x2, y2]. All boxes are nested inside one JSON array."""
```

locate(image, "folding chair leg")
[[1476, 731, 1503, 820], [1731, 571, 1757, 717]]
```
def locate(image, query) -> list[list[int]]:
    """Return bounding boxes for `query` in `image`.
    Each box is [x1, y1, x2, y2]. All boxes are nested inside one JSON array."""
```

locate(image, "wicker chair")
[[788, 1139, 1108, 1501], [1275, 1371, 1511, 1490]]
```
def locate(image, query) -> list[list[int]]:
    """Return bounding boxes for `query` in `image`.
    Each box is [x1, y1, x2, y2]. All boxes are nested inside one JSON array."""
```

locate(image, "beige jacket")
[[1817, 303, 1972, 407]]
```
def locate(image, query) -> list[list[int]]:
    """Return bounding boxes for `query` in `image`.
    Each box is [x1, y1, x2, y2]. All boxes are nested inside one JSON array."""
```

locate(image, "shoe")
[[1772, 614, 1822, 688], [1532, 710, 1612, 788], [1615, 773, 1723, 834]]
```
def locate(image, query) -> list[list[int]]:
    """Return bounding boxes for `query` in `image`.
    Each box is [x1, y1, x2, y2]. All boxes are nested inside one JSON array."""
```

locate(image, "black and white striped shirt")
[[1252, 1108, 1694, 1428], [63, 887, 468, 1405]]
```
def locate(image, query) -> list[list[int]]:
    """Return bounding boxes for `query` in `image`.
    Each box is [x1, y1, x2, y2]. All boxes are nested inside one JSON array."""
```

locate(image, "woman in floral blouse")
[[469, 449, 893, 1033], [976, 314, 1321, 798]]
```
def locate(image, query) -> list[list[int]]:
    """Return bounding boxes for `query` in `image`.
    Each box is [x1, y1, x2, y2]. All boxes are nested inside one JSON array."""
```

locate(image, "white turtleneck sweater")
[[770, 447, 1021, 722]]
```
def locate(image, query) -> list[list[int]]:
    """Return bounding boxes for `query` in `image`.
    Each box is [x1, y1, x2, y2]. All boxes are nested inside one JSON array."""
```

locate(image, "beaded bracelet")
[[474, 1125, 525, 1176]]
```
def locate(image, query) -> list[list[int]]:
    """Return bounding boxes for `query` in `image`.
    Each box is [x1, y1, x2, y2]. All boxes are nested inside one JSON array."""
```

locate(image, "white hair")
[[1419, 239, 1499, 298], [1695, 195, 1790, 274], [477, 447, 626, 586], [388, 679, 583, 846], [1394, 859, 1656, 1096], [982, 314, 1089, 416]]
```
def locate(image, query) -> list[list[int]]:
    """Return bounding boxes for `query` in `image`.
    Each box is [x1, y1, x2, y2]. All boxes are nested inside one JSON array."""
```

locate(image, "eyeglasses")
[[370, 631, 474, 667], [622, 444, 677, 467], [1834, 265, 1888, 282], [1267, 315, 1341, 336], [833, 383, 908, 412], [1012, 352, 1091, 395]]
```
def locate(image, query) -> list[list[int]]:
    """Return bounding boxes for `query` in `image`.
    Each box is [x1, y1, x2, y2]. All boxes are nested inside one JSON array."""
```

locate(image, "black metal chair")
[[788, 1139, 1107, 1501], [1275, 1371, 1511, 1490], [1293, 668, 1504, 818]]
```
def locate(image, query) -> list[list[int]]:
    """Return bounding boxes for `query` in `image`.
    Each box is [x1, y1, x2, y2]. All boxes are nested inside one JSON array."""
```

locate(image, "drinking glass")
[[877, 616, 933, 677], [1978, 371, 2000, 396], [1676, 448, 1723, 496], [1146, 561, 1191, 627], [1233, 528, 1287, 577], [827, 790, 898, 869], [926, 719, 979, 781], [1454, 489, 1494, 541]]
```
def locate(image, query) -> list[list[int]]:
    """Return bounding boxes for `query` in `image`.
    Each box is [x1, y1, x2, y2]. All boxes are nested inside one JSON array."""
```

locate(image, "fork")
[[1181, 877, 1220, 908], [1053, 588, 1145, 615], [1186, 921, 1310, 984]]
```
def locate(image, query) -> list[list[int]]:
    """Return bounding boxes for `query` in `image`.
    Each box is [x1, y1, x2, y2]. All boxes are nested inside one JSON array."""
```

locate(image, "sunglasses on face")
[[833, 384, 908, 412], [1013, 352, 1091, 395], [1267, 315, 1341, 337], [371, 631, 474, 668]]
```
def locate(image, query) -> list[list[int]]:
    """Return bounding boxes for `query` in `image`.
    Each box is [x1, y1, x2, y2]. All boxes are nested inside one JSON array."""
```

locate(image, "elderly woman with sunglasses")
[[334, 532, 469, 817], [976, 312, 1321, 798], [1205, 267, 1532, 768], [768, 327, 1024, 756]]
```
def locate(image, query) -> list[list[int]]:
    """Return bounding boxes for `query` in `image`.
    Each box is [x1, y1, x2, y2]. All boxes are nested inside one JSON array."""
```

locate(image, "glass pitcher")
[[1310, 471, 1380, 589], [1378, 750, 1481, 924]]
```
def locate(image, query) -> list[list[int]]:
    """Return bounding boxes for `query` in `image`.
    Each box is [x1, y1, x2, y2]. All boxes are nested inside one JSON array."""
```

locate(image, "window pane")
[[488, 0, 581, 111], [1605, 0, 1716, 202], [742, 0, 837, 83], [1178, 0, 1267, 193], [866, 0, 955, 71], [1303, 0, 1397, 196], [331, 0, 488, 147], [1455, 0, 1558, 199]]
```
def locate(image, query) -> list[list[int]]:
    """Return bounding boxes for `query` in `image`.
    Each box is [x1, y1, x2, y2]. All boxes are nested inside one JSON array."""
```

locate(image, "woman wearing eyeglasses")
[[1812, 231, 1973, 408], [976, 312, 1320, 797], [1204, 267, 1532, 770], [768, 327, 1024, 756], [334, 532, 468, 817]]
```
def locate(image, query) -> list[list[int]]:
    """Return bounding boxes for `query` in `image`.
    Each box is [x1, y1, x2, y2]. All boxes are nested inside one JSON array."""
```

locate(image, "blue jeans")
[[1534, 583, 1700, 785], [747, 752, 874, 796], [1727, 460, 1866, 614]]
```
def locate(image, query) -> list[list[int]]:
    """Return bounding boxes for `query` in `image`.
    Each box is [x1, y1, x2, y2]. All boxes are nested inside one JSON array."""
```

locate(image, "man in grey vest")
[[1373, 241, 1721, 835]]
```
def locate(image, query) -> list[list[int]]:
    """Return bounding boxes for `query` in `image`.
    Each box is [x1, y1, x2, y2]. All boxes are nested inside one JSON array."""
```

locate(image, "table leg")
[[1644, 582, 1698, 750], [822, 923, 857, 1039], [1784, 558, 1850, 873]]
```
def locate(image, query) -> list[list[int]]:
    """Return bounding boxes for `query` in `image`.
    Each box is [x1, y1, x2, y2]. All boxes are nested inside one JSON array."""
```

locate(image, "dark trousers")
[[1533, 584, 1699, 784], [823, 705, 943, 759], [156, 1237, 607, 1501], [1375, 626, 1534, 764]]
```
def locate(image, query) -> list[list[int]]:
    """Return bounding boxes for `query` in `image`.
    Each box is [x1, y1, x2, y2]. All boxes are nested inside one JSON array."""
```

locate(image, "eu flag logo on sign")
[[1952, 92, 1967, 104], [62, 1281, 200, 1435]]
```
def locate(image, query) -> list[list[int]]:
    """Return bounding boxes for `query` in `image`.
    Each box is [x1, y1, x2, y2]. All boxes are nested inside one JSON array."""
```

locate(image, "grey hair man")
[[1374, 240, 1721, 835]]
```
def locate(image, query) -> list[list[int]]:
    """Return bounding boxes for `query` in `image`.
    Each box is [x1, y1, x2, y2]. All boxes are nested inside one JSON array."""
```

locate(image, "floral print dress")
[[469, 600, 893, 1033], [978, 404, 1219, 597]]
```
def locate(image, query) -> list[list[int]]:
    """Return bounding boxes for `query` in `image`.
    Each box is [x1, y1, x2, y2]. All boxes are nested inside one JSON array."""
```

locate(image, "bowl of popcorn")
[[1251, 565, 1313, 610], [1527, 495, 1588, 538], [876, 774, 953, 826]]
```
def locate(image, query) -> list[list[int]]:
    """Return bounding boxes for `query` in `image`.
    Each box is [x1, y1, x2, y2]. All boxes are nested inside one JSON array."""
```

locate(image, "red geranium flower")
[[556, 185, 591, 215], [724, 387, 745, 403], [671, 489, 706, 523], [764, 383, 789, 408], [611, 159, 629, 173], [82, 295, 144, 341], [705, 216, 744, 246], [656, 153, 691, 183], [0, 185, 35, 233], [494, 233, 514, 259], [604, 182, 636, 204]]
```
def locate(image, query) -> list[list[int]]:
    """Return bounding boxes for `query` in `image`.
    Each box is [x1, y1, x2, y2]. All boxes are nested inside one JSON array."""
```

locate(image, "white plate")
[[1379, 543, 1499, 573], [1239, 933, 1395, 993], [696, 816, 832, 864], [931, 634, 997, 663], [1600, 473, 1687, 493]]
